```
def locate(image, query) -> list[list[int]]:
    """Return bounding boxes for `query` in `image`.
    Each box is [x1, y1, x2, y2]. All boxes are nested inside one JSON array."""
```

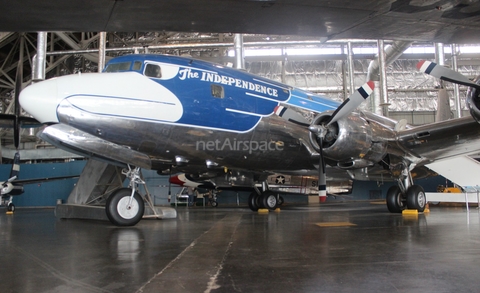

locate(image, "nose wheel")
[[106, 188, 145, 226], [2, 196, 15, 214], [7, 203, 15, 213], [105, 166, 146, 226]]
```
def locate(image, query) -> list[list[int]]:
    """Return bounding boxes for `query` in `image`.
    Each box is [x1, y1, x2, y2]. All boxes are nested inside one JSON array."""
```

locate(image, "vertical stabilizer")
[[9, 152, 20, 179]]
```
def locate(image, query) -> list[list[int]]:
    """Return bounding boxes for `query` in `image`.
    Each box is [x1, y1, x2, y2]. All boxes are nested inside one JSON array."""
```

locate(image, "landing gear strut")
[[105, 166, 145, 226]]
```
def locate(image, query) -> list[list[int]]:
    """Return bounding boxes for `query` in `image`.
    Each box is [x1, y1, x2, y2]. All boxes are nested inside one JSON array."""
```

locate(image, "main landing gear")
[[106, 166, 145, 226], [248, 182, 283, 211], [386, 167, 426, 213]]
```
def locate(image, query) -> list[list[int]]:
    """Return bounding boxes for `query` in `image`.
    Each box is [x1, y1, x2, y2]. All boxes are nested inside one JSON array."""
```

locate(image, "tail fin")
[[9, 152, 20, 179]]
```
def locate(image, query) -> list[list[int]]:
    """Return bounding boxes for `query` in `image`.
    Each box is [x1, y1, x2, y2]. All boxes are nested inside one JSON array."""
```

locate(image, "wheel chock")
[[258, 209, 269, 214], [402, 209, 418, 215], [6, 211, 13, 215], [274, 208, 281, 212]]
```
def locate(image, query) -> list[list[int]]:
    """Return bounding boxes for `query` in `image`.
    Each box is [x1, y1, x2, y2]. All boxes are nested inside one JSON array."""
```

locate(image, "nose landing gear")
[[105, 166, 145, 226]]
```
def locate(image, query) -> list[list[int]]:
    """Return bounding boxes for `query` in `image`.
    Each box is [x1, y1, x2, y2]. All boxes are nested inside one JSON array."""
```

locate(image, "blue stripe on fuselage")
[[105, 55, 340, 132], [287, 88, 340, 113]]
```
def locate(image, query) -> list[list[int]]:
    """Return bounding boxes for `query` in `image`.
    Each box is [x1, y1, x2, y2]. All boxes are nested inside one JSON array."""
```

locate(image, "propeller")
[[417, 60, 480, 90], [0, 35, 41, 154], [309, 81, 375, 199]]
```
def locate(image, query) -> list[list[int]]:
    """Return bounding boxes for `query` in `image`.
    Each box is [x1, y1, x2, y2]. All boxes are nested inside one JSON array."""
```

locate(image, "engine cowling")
[[467, 78, 480, 123], [309, 112, 387, 169]]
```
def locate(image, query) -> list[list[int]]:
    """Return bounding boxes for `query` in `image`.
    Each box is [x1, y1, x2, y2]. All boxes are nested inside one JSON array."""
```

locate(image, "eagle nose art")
[[19, 78, 59, 124]]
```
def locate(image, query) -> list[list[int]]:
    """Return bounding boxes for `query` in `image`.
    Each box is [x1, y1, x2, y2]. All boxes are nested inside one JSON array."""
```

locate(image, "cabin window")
[[144, 63, 162, 78], [133, 61, 142, 70], [211, 84, 224, 98], [104, 62, 132, 72]]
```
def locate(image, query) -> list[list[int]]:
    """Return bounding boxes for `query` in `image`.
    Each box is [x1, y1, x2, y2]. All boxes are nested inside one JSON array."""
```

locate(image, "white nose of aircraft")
[[20, 78, 60, 124]]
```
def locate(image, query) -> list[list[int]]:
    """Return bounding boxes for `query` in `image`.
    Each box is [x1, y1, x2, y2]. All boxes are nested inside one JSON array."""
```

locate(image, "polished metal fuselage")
[[53, 100, 316, 172]]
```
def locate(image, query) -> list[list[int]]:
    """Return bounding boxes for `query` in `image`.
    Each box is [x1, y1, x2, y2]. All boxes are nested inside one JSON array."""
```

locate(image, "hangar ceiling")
[[1, 31, 480, 158]]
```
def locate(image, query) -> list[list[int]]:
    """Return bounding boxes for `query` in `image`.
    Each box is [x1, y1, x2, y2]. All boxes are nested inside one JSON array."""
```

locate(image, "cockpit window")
[[133, 61, 142, 70], [144, 63, 162, 78], [104, 62, 131, 72]]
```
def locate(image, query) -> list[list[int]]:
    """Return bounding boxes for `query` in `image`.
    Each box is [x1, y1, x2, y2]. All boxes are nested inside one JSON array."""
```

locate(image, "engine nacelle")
[[467, 78, 480, 123], [309, 112, 387, 169]]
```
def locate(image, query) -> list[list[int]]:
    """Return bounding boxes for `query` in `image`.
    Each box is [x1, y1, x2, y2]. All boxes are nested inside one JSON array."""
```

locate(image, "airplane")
[[0, 151, 80, 213], [1, 152, 23, 212], [17, 53, 480, 226]]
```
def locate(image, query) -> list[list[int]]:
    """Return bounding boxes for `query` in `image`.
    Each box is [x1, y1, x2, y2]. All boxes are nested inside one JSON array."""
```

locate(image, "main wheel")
[[406, 185, 426, 212], [248, 192, 260, 211], [211, 201, 218, 207], [386, 186, 406, 213], [261, 191, 278, 211], [106, 188, 145, 226]]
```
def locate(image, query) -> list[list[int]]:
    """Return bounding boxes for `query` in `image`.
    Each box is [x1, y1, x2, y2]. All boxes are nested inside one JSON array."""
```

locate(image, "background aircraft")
[[0, 152, 80, 213], [17, 53, 480, 226]]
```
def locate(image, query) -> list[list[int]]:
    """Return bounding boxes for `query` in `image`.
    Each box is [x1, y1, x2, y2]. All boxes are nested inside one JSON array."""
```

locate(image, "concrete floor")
[[1, 202, 480, 293]]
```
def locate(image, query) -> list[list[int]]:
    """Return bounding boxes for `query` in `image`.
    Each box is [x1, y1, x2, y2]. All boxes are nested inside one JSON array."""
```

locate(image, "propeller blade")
[[168, 165, 172, 198], [13, 35, 24, 150], [317, 138, 327, 199], [13, 60, 22, 149], [417, 60, 480, 90], [327, 81, 374, 126], [308, 125, 327, 199]]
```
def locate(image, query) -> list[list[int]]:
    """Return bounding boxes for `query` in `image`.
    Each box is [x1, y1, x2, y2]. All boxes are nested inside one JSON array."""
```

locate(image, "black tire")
[[261, 191, 278, 211], [406, 185, 426, 212], [386, 186, 406, 213], [7, 203, 15, 212], [248, 192, 260, 211], [211, 201, 218, 207], [106, 188, 145, 226], [278, 196, 284, 206]]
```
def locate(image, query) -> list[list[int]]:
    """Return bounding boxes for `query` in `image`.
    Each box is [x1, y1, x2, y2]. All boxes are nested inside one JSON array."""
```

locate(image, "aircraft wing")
[[396, 116, 480, 166], [2, 0, 480, 44], [12, 175, 79, 185]]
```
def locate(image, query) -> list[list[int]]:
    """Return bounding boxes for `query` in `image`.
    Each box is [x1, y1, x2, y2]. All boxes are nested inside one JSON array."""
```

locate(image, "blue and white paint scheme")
[[21, 54, 339, 133]]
